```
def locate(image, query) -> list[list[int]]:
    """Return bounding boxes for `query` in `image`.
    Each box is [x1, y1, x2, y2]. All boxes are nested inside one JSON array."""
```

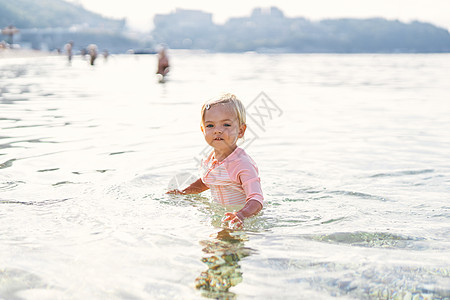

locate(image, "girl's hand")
[[222, 212, 243, 229], [166, 178, 208, 195]]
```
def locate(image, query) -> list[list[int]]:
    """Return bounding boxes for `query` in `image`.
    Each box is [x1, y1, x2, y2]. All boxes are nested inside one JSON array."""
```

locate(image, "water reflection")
[[195, 229, 254, 299]]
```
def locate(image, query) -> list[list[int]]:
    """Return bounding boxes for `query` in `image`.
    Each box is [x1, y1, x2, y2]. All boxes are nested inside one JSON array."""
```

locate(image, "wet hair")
[[200, 93, 246, 128]]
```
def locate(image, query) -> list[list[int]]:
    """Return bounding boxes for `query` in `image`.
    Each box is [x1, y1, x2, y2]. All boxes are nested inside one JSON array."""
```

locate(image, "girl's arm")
[[236, 200, 262, 220], [166, 178, 209, 195]]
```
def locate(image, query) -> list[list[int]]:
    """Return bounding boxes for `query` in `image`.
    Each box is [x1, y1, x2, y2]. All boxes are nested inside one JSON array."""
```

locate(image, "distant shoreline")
[[0, 49, 55, 59]]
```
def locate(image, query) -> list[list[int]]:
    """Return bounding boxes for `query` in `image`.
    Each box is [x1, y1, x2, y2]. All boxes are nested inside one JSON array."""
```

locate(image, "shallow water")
[[1, 52, 449, 299]]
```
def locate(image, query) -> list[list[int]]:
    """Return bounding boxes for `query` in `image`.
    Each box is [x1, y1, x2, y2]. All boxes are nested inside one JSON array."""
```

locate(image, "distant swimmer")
[[156, 48, 170, 82], [64, 41, 73, 63], [103, 49, 109, 61], [80, 48, 87, 59], [87, 44, 98, 66]]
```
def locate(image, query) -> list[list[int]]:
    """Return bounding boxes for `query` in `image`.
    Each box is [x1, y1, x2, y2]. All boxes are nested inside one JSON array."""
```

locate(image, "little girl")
[[167, 93, 264, 229]]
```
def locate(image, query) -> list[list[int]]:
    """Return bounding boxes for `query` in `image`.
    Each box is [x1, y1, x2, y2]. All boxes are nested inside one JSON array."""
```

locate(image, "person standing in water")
[[167, 93, 264, 229], [156, 48, 170, 79], [87, 44, 98, 66], [64, 41, 73, 64]]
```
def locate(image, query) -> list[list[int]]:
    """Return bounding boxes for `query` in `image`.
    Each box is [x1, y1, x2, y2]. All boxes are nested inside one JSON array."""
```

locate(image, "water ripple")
[[0, 198, 72, 206], [0, 268, 53, 299], [282, 259, 450, 299], [301, 231, 425, 249], [327, 190, 390, 201], [0, 159, 16, 169], [0, 181, 25, 191], [369, 169, 435, 178]]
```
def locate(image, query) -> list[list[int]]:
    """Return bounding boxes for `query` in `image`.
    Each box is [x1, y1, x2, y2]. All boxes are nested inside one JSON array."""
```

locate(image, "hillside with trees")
[[152, 7, 450, 53], [0, 0, 124, 30], [0, 0, 149, 53]]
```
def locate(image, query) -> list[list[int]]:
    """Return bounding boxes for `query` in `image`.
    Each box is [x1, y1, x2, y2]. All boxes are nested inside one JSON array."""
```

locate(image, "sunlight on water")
[[1, 52, 450, 299]]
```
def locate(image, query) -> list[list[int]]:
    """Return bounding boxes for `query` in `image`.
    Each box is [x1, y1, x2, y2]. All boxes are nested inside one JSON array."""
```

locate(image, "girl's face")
[[202, 103, 246, 155]]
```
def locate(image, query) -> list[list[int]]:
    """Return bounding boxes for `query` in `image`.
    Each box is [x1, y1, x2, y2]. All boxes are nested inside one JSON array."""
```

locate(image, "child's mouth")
[[214, 137, 223, 141]]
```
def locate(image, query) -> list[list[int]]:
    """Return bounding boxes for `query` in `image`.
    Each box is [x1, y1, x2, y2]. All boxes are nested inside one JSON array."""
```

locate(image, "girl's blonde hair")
[[200, 93, 246, 128]]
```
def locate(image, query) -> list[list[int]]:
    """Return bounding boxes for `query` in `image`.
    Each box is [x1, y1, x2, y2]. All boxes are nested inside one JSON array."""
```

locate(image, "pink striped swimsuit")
[[201, 147, 264, 207]]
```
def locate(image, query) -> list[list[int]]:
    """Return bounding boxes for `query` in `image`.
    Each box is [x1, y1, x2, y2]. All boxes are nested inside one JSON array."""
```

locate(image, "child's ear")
[[238, 124, 247, 138]]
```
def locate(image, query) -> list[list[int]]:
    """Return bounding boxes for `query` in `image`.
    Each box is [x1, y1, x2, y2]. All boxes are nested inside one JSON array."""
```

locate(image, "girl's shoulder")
[[225, 147, 259, 171]]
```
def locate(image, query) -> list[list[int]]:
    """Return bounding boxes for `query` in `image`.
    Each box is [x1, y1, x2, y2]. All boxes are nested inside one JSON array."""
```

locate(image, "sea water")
[[1, 52, 449, 299]]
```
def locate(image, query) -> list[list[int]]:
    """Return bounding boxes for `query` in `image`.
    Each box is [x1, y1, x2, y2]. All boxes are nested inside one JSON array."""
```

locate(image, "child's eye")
[[224, 123, 231, 127], [206, 124, 213, 128]]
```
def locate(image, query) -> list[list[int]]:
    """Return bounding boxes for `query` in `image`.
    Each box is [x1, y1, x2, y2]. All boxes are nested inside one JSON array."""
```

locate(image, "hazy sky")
[[66, 0, 450, 32]]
